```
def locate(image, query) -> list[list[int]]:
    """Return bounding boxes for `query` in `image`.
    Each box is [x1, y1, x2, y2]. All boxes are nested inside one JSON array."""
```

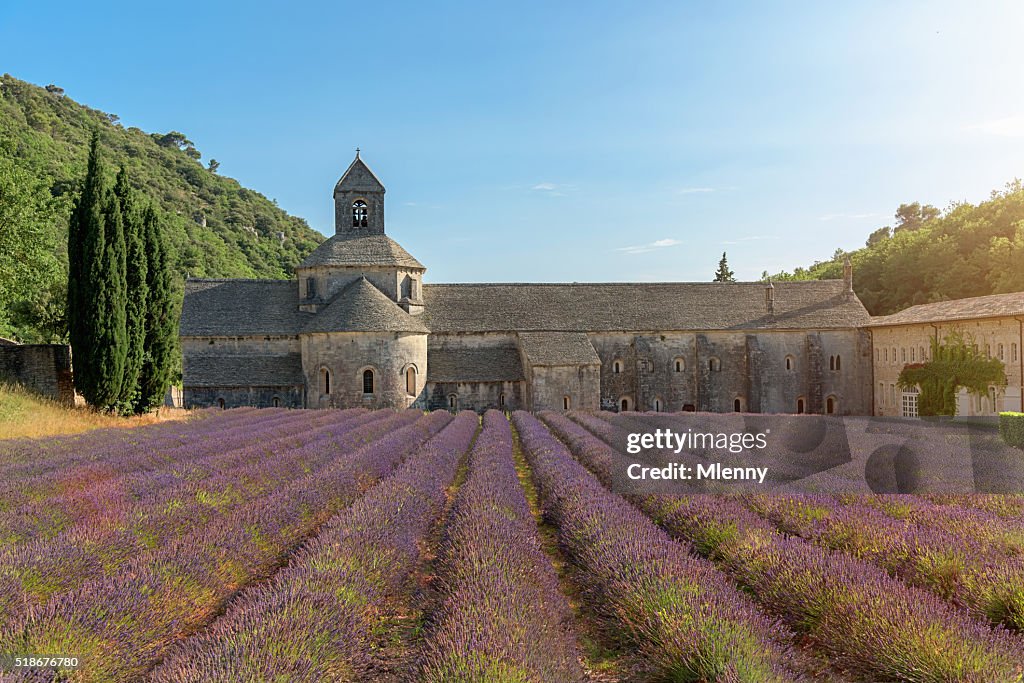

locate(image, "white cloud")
[[675, 187, 716, 194], [530, 182, 571, 197], [531, 182, 558, 191], [966, 115, 1024, 138], [616, 238, 682, 255]]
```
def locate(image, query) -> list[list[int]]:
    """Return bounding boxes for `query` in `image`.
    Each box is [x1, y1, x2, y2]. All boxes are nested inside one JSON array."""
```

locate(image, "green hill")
[[0, 74, 323, 342], [767, 186, 1024, 316]]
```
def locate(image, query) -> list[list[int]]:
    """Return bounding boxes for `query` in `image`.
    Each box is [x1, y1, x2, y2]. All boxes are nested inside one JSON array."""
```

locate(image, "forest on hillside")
[[0, 75, 323, 343], [766, 189, 1024, 316]]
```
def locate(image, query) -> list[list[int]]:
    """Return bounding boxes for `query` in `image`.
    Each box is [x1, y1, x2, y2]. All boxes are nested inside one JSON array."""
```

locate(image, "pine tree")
[[138, 204, 176, 412], [714, 252, 735, 282], [115, 166, 147, 411]]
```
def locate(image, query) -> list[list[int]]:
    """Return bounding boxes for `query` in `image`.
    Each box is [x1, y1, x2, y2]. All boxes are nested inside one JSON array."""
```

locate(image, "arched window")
[[320, 367, 331, 395], [217, 398, 225, 410], [272, 396, 280, 408], [673, 357, 685, 372], [891, 347, 896, 364], [829, 355, 836, 371], [797, 398, 805, 414], [620, 397, 630, 412], [363, 369, 375, 394], [910, 347, 915, 362], [785, 355, 795, 371], [884, 348, 888, 362], [708, 357, 721, 372], [901, 348, 906, 363], [352, 200, 368, 228], [499, 393, 506, 407], [612, 360, 622, 374], [405, 366, 416, 395], [653, 398, 662, 412], [563, 396, 571, 410], [998, 344, 1005, 360], [448, 394, 458, 409], [305, 277, 316, 300], [734, 398, 742, 412], [835, 355, 841, 371], [826, 396, 837, 414]]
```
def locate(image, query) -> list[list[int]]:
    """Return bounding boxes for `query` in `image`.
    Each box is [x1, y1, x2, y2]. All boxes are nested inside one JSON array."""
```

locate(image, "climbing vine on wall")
[[898, 329, 1007, 416]]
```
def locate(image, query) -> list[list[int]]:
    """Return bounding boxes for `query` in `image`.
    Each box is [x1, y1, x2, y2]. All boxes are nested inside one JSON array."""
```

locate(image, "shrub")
[[1000, 412, 1024, 449]]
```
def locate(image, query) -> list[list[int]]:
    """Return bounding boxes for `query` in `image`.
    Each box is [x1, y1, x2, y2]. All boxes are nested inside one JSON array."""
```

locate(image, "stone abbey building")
[[180, 154, 1024, 416]]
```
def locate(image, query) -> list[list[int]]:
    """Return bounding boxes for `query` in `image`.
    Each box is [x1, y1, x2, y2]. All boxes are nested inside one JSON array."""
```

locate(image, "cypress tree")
[[138, 204, 175, 412], [86, 180, 128, 409], [115, 166, 147, 411], [67, 134, 107, 404], [714, 251, 736, 282]]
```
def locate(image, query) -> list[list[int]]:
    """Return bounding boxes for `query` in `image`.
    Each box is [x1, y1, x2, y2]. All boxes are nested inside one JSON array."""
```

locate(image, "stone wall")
[[526, 365, 601, 411], [872, 318, 1024, 417], [184, 385, 304, 409], [0, 344, 74, 404], [301, 331, 427, 410], [588, 329, 870, 415], [425, 380, 524, 412]]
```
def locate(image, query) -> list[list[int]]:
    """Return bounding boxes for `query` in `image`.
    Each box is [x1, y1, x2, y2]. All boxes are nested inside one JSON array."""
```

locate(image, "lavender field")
[[1, 408, 1023, 682]]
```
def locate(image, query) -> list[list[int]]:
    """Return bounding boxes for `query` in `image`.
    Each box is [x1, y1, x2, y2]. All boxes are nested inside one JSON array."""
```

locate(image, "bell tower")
[[333, 149, 385, 235]]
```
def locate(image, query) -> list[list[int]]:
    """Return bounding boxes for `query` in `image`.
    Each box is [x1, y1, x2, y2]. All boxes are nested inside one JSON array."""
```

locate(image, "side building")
[[180, 153, 874, 415], [870, 292, 1024, 417]]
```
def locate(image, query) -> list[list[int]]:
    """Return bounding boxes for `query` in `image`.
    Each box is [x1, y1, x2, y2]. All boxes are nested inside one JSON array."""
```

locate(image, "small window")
[[797, 398, 805, 414], [613, 360, 622, 374], [405, 366, 416, 395], [674, 357, 685, 372], [320, 367, 331, 395], [829, 355, 835, 371], [835, 355, 841, 371], [890, 384, 896, 406], [901, 348, 906, 363], [449, 394, 458, 409], [826, 396, 836, 414], [998, 344, 1005, 361], [352, 199, 368, 228], [306, 277, 316, 299], [363, 369, 375, 394], [563, 396, 571, 410], [879, 382, 885, 406], [892, 347, 896, 364], [272, 397, 280, 408], [910, 347, 915, 362], [653, 398, 662, 412], [708, 357, 721, 372], [1014, 343, 1019, 362], [217, 398, 225, 410], [884, 348, 888, 362], [920, 345, 926, 361], [734, 398, 742, 412], [682, 403, 695, 412], [499, 393, 505, 407], [785, 355, 794, 371], [875, 349, 880, 362], [620, 397, 630, 412]]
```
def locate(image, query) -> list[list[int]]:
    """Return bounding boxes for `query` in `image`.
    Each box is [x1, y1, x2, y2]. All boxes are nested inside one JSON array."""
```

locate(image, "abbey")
[[179, 154, 1022, 416]]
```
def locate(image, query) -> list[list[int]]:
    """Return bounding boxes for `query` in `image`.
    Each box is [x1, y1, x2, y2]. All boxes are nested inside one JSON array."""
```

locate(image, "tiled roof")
[[422, 281, 869, 332], [180, 279, 307, 337], [297, 234, 424, 270], [427, 345, 524, 382], [868, 291, 1024, 327], [183, 354, 304, 387], [518, 332, 600, 366], [304, 277, 429, 334]]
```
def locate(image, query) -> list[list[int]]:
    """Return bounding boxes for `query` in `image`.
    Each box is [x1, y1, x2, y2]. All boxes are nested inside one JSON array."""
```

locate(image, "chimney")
[[843, 255, 854, 294], [765, 280, 775, 316]]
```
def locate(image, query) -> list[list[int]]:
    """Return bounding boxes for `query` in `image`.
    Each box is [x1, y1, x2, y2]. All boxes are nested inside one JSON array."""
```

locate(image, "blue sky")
[[4, 1, 1024, 282]]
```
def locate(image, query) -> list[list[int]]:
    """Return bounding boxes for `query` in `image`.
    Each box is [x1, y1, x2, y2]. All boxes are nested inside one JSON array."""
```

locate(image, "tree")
[[67, 135, 128, 410], [115, 166, 147, 411], [137, 204, 176, 412], [898, 330, 1007, 416], [714, 252, 735, 282], [893, 202, 940, 233], [208, 159, 220, 173], [866, 226, 891, 246]]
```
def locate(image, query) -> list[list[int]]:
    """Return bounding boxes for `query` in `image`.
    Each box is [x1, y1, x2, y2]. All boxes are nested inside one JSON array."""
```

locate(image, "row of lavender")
[[555, 410, 1024, 681], [514, 411, 803, 681], [0, 411, 452, 682], [0, 408, 373, 545], [149, 411, 480, 682], [419, 410, 583, 681], [0, 409, 404, 626]]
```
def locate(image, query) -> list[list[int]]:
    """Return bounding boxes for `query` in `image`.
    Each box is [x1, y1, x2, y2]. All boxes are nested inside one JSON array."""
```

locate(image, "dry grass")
[[0, 383, 190, 440]]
